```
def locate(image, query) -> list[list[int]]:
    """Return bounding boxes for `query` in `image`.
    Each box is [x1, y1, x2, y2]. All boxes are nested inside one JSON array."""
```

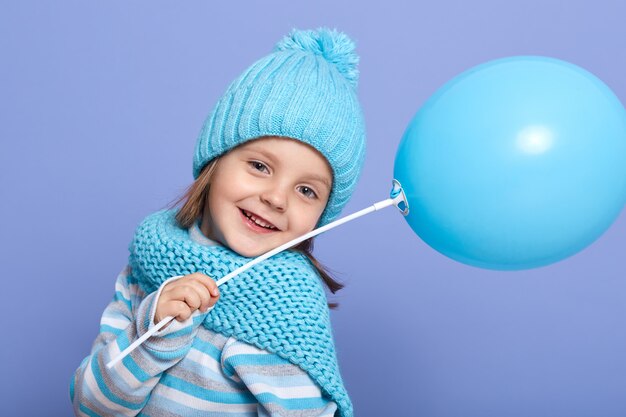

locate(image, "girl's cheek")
[[306, 205, 325, 228]]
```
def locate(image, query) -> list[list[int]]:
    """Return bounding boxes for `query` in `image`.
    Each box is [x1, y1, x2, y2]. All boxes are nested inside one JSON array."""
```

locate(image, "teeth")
[[243, 210, 276, 230]]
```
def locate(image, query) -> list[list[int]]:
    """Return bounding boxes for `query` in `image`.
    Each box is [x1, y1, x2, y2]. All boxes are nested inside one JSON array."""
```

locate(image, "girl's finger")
[[170, 300, 193, 321], [184, 279, 215, 312], [157, 300, 192, 323], [191, 273, 220, 298], [166, 285, 203, 311]]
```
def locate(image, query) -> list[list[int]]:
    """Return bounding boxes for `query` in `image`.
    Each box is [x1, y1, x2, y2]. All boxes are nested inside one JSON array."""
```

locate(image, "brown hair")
[[166, 159, 344, 309]]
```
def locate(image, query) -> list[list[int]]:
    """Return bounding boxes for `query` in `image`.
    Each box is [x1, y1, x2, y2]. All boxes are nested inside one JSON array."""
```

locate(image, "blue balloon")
[[394, 56, 626, 270]]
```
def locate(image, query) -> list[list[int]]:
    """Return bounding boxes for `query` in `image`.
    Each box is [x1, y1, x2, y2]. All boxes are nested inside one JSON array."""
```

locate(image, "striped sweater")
[[70, 223, 338, 417]]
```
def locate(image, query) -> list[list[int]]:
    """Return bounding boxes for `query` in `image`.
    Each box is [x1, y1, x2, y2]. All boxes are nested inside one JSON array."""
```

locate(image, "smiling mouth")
[[240, 209, 279, 231]]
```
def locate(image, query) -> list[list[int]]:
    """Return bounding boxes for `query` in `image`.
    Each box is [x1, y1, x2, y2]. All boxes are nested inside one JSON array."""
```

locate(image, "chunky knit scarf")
[[128, 209, 352, 417]]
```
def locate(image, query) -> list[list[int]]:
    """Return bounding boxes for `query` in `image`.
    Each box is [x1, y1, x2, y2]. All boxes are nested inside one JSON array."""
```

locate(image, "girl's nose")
[[261, 187, 287, 212]]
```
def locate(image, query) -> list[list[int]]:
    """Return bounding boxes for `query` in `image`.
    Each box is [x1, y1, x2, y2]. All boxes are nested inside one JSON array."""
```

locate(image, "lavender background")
[[2, 1, 626, 416]]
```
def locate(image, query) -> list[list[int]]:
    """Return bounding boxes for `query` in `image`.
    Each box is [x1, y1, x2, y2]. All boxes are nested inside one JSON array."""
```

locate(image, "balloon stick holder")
[[106, 180, 409, 369]]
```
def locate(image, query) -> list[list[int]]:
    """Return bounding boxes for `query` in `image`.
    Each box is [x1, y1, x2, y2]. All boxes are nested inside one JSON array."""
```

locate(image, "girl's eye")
[[249, 161, 269, 173], [298, 186, 318, 199]]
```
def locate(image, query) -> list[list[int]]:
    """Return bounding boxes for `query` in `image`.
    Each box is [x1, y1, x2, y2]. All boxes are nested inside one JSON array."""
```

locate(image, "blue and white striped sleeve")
[[70, 267, 204, 417], [221, 337, 338, 417]]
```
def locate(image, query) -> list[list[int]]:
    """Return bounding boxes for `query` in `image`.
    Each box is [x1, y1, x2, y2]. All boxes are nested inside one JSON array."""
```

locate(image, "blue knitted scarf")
[[127, 209, 352, 417]]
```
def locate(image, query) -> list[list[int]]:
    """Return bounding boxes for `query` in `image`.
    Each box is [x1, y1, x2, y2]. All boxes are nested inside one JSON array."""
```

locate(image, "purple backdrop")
[[2, 1, 626, 416]]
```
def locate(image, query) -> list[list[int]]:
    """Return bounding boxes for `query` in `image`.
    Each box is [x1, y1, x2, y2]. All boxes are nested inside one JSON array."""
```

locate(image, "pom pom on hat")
[[193, 28, 366, 226], [274, 28, 359, 88]]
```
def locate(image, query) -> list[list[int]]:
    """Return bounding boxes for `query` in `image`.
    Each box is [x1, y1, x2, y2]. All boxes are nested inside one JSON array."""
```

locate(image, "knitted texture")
[[128, 209, 352, 417], [193, 28, 366, 226]]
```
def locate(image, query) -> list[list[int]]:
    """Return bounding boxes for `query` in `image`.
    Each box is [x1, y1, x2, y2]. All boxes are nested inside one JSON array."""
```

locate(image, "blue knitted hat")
[[193, 28, 366, 226]]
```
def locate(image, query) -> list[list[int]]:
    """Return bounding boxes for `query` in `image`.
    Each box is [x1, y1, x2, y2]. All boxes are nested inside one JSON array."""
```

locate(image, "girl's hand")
[[154, 273, 220, 325]]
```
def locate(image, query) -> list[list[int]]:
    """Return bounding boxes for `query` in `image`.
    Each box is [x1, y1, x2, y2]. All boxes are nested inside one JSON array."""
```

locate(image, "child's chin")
[[230, 243, 267, 259], [229, 234, 287, 258]]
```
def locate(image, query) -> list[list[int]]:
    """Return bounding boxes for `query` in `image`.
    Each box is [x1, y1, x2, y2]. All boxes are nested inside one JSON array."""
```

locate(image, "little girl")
[[71, 28, 366, 417]]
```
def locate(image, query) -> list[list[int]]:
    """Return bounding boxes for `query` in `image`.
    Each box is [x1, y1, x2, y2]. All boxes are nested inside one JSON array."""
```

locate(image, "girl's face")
[[201, 136, 333, 258]]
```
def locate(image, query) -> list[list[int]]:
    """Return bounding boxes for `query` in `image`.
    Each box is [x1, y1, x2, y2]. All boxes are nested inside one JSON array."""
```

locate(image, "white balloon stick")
[[106, 187, 408, 369]]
